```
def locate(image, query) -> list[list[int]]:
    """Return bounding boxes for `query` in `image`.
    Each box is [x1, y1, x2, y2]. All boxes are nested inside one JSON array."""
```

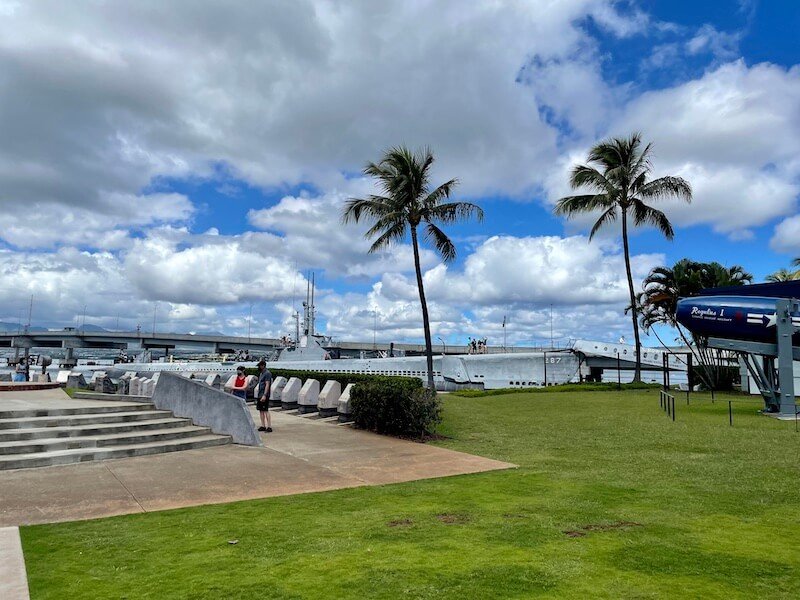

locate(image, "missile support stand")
[[707, 298, 799, 416]]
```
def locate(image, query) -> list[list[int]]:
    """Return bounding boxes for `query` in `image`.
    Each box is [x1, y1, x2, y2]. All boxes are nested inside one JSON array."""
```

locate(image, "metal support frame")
[[706, 298, 798, 415]]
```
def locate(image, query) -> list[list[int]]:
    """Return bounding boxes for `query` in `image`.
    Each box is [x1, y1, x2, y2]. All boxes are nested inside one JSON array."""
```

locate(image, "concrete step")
[[0, 418, 194, 442], [0, 426, 214, 455], [0, 410, 173, 430], [0, 403, 155, 420], [72, 392, 151, 403], [0, 434, 232, 470]]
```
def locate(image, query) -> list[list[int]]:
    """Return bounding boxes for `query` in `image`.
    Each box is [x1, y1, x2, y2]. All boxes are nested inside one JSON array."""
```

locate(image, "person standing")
[[13, 360, 26, 382], [231, 366, 248, 400], [255, 360, 272, 433]]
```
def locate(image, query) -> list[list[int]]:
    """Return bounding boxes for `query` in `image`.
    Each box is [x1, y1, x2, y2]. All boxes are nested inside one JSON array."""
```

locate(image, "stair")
[[0, 401, 231, 470]]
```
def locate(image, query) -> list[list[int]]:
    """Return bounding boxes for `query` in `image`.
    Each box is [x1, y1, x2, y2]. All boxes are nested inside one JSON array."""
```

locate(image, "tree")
[[342, 146, 484, 389], [554, 132, 692, 381], [765, 268, 799, 282], [638, 259, 752, 390]]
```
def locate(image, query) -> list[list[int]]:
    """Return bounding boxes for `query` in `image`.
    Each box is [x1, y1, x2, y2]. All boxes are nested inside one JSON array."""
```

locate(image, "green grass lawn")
[[21, 389, 800, 599]]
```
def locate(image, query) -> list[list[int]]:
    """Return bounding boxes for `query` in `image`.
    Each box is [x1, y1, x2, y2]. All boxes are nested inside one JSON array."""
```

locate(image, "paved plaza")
[[0, 390, 513, 527]]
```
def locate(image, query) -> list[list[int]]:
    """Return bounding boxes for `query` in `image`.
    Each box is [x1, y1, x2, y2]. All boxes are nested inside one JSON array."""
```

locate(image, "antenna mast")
[[25, 295, 33, 332], [310, 272, 315, 336]]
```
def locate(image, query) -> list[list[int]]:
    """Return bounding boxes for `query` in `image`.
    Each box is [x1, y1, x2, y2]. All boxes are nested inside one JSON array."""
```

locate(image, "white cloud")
[[686, 25, 740, 60], [0, 0, 647, 253], [319, 234, 663, 345], [771, 215, 800, 255], [123, 230, 305, 305], [546, 61, 800, 239], [0, 193, 194, 249], [247, 187, 439, 278], [1, 1, 796, 347]]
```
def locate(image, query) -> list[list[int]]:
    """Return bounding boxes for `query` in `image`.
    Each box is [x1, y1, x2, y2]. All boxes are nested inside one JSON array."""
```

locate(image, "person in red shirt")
[[231, 366, 248, 400]]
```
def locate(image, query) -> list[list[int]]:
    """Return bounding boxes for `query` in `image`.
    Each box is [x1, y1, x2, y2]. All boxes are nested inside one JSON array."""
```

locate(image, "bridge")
[[0, 328, 548, 367]]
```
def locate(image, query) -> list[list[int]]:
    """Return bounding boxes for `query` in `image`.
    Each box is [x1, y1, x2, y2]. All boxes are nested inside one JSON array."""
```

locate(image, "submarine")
[[675, 281, 800, 344]]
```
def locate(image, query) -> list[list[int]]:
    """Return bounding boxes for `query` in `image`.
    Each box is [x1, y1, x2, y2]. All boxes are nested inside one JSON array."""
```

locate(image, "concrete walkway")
[[0, 387, 117, 410], [0, 527, 29, 600], [0, 402, 513, 526]]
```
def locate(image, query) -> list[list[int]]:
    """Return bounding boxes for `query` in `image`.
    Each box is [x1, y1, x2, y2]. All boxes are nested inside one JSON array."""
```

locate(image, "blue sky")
[[0, 0, 798, 347]]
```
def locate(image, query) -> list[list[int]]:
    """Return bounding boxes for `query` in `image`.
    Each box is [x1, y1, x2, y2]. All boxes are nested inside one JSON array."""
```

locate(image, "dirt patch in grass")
[[437, 513, 470, 525], [392, 432, 451, 443], [387, 518, 414, 528], [563, 521, 642, 538]]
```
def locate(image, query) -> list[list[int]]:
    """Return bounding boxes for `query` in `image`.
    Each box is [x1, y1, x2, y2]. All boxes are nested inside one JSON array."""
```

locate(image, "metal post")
[[617, 352, 621, 390], [686, 352, 692, 404], [671, 396, 675, 422], [662, 354, 668, 391], [775, 299, 796, 415], [666, 357, 671, 389], [543, 351, 548, 387], [728, 401, 733, 427]]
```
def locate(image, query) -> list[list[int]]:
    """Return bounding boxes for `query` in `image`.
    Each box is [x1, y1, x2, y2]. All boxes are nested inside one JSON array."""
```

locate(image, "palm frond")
[[368, 221, 408, 254], [364, 211, 407, 240], [423, 221, 457, 263], [589, 205, 618, 240], [341, 196, 394, 224], [421, 179, 458, 210], [569, 165, 613, 193], [631, 200, 674, 239], [765, 269, 798, 282], [426, 201, 484, 224], [628, 140, 653, 181], [637, 176, 692, 202], [553, 194, 613, 217]]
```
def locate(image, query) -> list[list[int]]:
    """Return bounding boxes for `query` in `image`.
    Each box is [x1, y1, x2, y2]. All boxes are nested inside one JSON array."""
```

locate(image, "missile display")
[[676, 295, 800, 345]]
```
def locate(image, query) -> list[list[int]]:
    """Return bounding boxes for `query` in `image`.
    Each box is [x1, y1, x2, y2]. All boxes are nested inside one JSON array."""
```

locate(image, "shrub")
[[350, 378, 440, 438], [690, 365, 740, 391]]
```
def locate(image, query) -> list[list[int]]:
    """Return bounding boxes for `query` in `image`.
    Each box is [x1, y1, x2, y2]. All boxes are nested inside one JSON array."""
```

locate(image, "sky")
[[0, 0, 798, 348]]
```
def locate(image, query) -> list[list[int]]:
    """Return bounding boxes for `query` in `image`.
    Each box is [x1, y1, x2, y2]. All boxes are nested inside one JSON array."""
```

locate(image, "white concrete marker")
[[298, 379, 320, 413], [318, 380, 342, 417], [281, 377, 302, 408]]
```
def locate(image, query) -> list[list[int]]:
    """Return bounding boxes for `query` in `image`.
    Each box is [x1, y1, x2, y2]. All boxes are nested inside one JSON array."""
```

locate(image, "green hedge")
[[350, 378, 440, 437], [243, 367, 420, 389]]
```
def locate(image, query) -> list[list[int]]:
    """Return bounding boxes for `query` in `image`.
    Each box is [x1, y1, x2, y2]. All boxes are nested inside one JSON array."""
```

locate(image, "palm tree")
[[342, 146, 484, 389], [554, 132, 691, 381], [638, 259, 752, 389], [765, 268, 799, 282]]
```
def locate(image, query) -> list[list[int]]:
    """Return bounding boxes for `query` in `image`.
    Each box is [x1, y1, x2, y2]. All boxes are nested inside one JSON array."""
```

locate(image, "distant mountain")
[[0, 322, 110, 333], [70, 324, 109, 332], [0, 322, 48, 332]]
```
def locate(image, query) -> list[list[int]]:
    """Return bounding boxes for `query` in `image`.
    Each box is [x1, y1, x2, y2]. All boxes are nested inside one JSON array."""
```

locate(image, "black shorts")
[[255, 398, 269, 412]]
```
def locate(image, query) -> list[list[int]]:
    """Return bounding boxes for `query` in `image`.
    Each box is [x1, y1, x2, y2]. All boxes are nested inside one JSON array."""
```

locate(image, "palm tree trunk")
[[410, 225, 435, 390], [621, 209, 642, 382]]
